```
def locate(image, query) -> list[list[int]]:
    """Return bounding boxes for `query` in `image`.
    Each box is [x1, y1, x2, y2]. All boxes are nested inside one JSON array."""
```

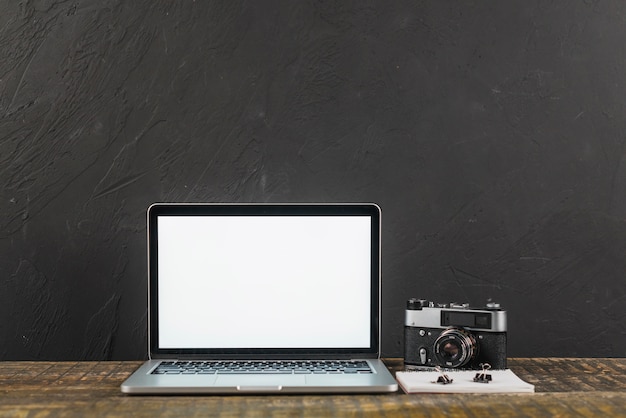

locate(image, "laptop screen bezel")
[[147, 203, 381, 360]]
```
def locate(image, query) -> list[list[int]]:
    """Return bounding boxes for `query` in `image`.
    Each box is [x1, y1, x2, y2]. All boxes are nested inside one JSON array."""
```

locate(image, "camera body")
[[404, 298, 507, 370]]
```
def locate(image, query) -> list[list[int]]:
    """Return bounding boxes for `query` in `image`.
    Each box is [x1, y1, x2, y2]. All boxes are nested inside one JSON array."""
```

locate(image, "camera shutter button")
[[486, 301, 501, 310]]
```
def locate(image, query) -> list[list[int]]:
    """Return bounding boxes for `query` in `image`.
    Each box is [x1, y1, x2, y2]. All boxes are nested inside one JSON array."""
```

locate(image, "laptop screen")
[[148, 204, 381, 358]]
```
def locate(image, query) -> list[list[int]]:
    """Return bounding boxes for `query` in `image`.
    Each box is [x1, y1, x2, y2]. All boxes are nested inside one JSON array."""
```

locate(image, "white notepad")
[[396, 369, 535, 394]]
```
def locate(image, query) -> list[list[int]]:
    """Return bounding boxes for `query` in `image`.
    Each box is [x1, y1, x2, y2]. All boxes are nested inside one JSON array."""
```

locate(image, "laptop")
[[121, 203, 398, 394]]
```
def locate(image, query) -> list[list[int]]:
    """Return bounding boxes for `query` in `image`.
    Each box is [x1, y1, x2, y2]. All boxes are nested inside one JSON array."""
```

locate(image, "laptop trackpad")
[[215, 374, 306, 388]]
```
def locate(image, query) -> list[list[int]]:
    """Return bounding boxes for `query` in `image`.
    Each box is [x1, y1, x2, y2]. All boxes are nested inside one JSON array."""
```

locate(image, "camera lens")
[[434, 327, 478, 368]]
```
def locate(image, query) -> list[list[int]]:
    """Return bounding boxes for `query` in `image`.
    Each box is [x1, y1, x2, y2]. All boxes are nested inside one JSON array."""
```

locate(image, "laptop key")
[[259, 370, 293, 374], [217, 370, 252, 374]]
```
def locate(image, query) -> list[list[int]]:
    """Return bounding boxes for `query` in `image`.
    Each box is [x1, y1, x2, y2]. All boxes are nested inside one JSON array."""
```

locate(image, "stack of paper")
[[395, 369, 535, 394]]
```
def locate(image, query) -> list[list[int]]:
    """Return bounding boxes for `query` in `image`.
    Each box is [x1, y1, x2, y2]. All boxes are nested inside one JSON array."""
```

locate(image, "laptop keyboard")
[[151, 360, 372, 375]]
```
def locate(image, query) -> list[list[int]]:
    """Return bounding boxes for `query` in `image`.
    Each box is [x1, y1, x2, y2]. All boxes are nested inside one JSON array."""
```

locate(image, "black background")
[[1, 1, 625, 360]]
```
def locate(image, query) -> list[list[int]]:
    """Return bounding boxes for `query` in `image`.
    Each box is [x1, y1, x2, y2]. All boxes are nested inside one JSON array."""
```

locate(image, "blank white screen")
[[157, 216, 372, 349]]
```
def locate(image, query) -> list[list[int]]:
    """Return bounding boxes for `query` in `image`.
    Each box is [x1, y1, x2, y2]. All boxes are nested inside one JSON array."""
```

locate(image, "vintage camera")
[[404, 298, 507, 370]]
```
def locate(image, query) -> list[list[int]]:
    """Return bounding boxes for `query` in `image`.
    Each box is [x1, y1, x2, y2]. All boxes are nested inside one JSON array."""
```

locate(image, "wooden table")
[[1, 358, 625, 417]]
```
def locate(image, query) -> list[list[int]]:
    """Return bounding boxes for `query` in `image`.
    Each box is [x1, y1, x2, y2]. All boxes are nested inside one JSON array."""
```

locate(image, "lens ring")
[[433, 327, 478, 368]]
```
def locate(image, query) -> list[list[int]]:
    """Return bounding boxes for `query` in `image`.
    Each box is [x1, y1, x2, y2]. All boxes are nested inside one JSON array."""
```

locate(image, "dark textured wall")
[[1, 1, 625, 360]]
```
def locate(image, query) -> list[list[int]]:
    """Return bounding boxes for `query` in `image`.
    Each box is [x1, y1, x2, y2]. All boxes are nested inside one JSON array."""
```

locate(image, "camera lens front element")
[[434, 327, 478, 368]]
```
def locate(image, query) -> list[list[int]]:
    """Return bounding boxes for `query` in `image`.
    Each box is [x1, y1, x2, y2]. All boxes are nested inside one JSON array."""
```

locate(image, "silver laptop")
[[121, 203, 398, 394]]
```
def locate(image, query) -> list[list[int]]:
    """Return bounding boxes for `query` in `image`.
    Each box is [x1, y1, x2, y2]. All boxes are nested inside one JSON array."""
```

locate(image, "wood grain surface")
[[1, 359, 625, 417]]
